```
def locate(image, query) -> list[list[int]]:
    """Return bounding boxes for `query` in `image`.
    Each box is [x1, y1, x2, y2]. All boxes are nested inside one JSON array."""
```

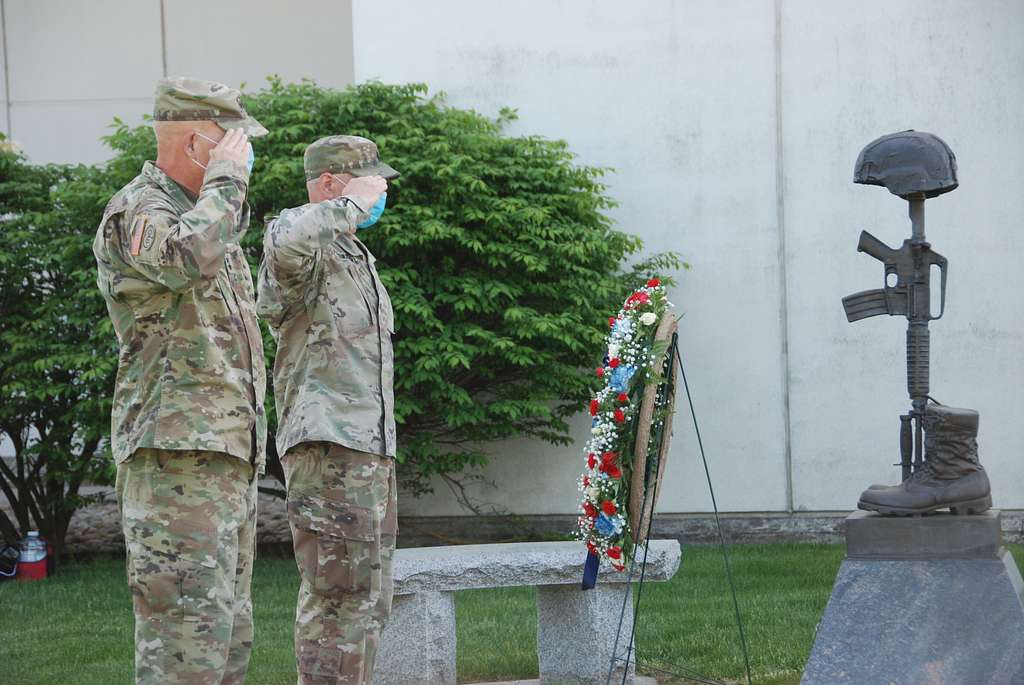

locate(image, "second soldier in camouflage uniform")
[[93, 78, 267, 684], [257, 136, 399, 685]]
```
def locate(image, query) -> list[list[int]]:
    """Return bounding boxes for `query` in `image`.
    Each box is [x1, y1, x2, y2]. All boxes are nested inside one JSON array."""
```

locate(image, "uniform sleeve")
[[124, 159, 250, 292], [256, 197, 366, 324]]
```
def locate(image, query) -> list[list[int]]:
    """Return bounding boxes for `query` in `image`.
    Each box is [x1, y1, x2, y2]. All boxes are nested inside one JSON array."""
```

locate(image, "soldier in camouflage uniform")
[[93, 77, 268, 685], [257, 136, 399, 685]]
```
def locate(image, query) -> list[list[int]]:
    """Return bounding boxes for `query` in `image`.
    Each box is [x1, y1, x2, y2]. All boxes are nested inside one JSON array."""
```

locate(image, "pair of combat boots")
[[857, 403, 992, 516]]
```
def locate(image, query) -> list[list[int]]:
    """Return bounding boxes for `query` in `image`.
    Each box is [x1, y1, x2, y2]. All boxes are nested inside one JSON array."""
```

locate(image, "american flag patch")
[[130, 216, 148, 256]]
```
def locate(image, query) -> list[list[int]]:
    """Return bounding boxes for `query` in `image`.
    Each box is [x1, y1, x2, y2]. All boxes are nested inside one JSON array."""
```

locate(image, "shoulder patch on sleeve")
[[129, 211, 172, 265], [129, 215, 149, 256]]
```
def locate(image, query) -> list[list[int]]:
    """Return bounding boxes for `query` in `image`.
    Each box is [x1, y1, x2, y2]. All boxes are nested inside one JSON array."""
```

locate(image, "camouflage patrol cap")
[[153, 77, 268, 137], [304, 135, 400, 181]]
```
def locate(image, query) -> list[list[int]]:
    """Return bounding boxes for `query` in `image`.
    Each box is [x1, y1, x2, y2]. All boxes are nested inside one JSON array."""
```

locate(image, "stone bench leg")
[[537, 584, 636, 685], [373, 591, 456, 685]]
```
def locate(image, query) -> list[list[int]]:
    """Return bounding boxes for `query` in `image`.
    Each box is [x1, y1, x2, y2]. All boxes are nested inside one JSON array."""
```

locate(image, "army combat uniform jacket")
[[93, 159, 267, 472], [257, 198, 396, 458]]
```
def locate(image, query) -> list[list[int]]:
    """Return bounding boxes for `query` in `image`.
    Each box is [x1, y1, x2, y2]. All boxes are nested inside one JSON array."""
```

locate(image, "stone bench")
[[373, 539, 682, 685]]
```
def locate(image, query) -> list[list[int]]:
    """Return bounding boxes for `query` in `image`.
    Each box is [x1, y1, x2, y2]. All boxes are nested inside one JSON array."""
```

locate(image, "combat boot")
[[858, 404, 991, 515]]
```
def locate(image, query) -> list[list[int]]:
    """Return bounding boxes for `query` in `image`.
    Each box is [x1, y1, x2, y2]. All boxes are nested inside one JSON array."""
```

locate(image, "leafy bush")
[[0, 139, 117, 557], [0, 80, 677, 549]]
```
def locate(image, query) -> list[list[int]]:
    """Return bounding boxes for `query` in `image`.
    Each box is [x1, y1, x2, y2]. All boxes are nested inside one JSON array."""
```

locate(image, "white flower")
[[607, 344, 620, 359], [640, 312, 657, 326]]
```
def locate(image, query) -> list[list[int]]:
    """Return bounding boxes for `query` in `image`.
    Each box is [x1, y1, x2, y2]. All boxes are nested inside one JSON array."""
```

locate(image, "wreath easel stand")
[[604, 321, 754, 685]]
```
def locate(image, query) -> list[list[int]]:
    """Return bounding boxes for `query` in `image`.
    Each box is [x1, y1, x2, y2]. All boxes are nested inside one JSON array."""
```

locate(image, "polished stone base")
[[803, 510, 1024, 685]]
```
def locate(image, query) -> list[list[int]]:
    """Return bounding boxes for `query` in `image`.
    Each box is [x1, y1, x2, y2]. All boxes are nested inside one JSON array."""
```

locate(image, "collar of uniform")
[[334, 232, 375, 261], [142, 160, 199, 211]]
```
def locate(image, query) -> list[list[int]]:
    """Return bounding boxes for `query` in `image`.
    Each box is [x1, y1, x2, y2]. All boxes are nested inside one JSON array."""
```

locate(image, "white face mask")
[[189, 131, 255, 172], [188, 131, 218, 171]]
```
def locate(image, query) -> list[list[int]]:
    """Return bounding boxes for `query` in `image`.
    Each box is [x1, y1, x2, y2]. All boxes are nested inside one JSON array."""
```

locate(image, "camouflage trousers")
[[283, 442, 398, 685], [116, 448, 258, 685]]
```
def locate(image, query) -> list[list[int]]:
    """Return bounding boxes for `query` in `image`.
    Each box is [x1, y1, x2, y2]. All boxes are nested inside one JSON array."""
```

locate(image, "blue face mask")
[[246, 143, 255, 174], [357, 192, 387, 229]]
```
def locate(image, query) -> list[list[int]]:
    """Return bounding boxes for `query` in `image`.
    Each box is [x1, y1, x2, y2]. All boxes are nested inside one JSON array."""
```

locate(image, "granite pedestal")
[[371, 540, 681, 685], [802, 510, 1024, 684]]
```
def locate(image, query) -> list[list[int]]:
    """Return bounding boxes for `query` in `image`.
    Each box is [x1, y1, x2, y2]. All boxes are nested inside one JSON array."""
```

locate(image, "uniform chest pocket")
[[321, 253, 378, 334]]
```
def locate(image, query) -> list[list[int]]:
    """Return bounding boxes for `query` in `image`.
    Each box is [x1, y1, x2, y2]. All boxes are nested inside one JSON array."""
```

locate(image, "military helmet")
[[854, 130, 957, 199]]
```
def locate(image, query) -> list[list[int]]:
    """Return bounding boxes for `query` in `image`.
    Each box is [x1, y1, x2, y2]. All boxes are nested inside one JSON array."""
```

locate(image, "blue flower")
[[612, 318, 633, 338], [609, 365, 636, 393], [595, 512, 621, 537]]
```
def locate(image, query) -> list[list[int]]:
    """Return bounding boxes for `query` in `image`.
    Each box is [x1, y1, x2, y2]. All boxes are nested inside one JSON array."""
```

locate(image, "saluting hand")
[[209, 128, 250, 167], [342, 175, 388, 212]]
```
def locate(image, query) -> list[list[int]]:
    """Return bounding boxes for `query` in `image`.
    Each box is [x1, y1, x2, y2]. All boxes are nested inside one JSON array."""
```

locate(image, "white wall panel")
[[781, 0, 1024, 510], [4, 0, 161, 102], [163, 0, 354, 92], [354, 0, 790, 515], [9, 98, 150, 164]]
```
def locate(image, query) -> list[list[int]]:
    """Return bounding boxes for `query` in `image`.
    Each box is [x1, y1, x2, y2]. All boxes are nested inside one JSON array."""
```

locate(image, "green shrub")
[[0, 139, 117, 557]]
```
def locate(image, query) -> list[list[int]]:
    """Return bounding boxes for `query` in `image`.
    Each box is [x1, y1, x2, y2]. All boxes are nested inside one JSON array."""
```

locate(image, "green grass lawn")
[[2, 543, 1021, 684]]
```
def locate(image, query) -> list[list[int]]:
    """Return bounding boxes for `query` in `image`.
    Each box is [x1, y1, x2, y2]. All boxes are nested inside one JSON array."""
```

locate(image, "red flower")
[[601, 451, 618, 464], [602, 500, 617, 516], [614, 409, 626, 423], [608, 316, 616, 327], [582, 476, 590, 487], [600, 462, 622, 479], [637, 292, 650, 304], [586, 541, 598, 555], [607, 545, 623, 559], [596, 367, 604, 378], [583, 502, 599, 519], [587, 453, 597, 469], [647, 278, 661, 288], [617, 392, 629, 403], [609, 358, 620, 369], [589, 399, 599, 416]]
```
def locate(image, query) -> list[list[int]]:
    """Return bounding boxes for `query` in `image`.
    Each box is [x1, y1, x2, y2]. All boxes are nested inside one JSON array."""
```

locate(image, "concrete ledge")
[[22, 486, 1024, 556], [846, 509, 1004, 560], [397, 509, 1024, 548]]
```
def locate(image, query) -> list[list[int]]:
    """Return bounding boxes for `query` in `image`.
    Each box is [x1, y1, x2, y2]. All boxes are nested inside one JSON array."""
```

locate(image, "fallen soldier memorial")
[[803, 131, 1024, 684]]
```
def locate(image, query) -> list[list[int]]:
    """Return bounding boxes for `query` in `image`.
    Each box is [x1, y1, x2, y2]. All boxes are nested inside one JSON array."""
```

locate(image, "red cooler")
[[16, 531, 47, 581]]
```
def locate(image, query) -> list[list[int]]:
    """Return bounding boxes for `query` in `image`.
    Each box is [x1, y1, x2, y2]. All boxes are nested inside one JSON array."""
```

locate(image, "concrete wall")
[[4, 1, 1023, 515], [0, 0, 354, 163], [351, 0, 1024, 516]]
